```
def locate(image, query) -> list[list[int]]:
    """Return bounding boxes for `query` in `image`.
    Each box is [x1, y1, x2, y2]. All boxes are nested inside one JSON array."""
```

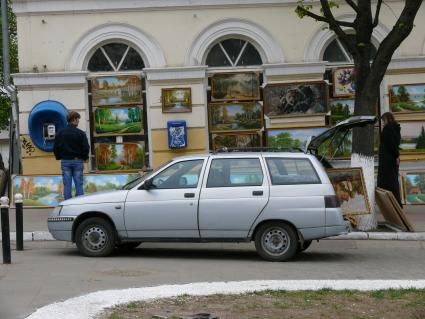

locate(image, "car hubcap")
[[83, 226, 107, 252], [262, 227, 289, 256]]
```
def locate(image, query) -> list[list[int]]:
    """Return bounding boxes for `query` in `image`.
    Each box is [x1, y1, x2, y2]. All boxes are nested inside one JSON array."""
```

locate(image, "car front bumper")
[[47, 216, 75, 241]]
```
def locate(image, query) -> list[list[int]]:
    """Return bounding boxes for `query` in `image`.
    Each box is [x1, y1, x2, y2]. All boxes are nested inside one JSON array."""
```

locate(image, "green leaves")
[[295, 0, 313, 19]]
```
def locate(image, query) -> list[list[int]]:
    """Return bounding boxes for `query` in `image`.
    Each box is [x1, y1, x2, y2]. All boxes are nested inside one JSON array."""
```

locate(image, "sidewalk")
[[1, 205, 424, 241]]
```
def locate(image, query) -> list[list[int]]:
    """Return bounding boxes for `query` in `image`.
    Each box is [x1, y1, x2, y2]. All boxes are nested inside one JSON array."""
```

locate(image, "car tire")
[[300, 240, 312, 252], [75, 217, 115, 257], [116, 242, 142, 250], [254, 222, 298, 262]]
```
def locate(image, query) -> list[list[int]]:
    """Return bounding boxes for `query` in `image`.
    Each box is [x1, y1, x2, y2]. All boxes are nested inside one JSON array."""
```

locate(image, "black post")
[[1, 197, 11, 264], [15, 194, 23, 251]]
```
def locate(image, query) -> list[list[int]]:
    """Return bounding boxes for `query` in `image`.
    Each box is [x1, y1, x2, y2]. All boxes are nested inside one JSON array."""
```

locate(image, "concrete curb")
[[1, 231, 425, 242]]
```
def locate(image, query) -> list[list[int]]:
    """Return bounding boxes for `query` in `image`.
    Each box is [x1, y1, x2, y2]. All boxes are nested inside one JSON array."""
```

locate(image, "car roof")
[[172, 152, 313, 161]]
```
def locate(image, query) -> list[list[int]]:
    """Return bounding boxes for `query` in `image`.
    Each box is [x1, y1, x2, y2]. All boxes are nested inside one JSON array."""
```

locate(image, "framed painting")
[[267, 127, 327, 150], [91, 75, 142, 106], [263, 81, 328, 117], [403, 172, 425, 205], [212, 131, 262, 151], [210, 72, 260, 101], [333, 67, 356, 97], [11, 173, 141, 208], [162, 88, 192, 113], [95, 143, 145, 171], [330, 99, 354, 125], [209, 102, 262, 132], [389, 83, 425, 113], [326, 168, 371, 216], [93, 106, 143, 136], [400, 122, 425, 154]]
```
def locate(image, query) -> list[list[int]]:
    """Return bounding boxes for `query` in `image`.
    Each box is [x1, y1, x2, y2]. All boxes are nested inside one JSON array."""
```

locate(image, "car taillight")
[[325, 195, 340, 208]]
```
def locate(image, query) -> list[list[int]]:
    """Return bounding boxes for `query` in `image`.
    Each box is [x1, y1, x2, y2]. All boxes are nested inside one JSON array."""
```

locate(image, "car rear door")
[[198, 156, 269, 238]]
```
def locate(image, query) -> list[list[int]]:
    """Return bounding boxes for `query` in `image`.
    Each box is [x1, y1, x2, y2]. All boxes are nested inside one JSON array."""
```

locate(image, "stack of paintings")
[[208, 72, 262, 150], [12, 173, 140, 208], [91, 75, 145, 171]]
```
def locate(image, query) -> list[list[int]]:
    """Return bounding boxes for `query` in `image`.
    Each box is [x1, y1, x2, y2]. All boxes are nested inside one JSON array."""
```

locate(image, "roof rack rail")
[[214, 146, 304, 153]]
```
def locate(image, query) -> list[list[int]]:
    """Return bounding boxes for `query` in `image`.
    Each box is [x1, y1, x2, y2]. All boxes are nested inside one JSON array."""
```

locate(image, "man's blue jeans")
[[61, 159, 84, 200]]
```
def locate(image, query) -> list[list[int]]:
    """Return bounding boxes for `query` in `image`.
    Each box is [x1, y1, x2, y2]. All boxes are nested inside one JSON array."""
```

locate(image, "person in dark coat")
[[377, 112, 402, 206]]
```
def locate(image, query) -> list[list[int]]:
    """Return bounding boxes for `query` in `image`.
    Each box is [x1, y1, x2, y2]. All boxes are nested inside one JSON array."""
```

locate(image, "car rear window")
[[265, 158, 321, 185], [207, 158, 264, 188]]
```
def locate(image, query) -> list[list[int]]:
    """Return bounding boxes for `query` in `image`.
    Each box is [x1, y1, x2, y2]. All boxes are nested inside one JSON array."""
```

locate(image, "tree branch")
[[296, 6, 355, 27], [373, 0, 383, 27], [345, 0, 359, 13]]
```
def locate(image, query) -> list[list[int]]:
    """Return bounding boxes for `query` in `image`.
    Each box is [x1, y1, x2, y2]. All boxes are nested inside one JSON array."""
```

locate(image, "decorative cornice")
[[12, 72, 88, 88], [12, 0, 310, 15], [144, 66, 207, 81], [387, 56, 425, 71], [263, 62, 326, 77]]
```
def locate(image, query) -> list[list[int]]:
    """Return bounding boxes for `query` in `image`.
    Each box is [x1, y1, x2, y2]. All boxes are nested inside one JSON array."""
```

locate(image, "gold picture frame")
[[162, 88, 192, 113], [210, 72, 260, 102]]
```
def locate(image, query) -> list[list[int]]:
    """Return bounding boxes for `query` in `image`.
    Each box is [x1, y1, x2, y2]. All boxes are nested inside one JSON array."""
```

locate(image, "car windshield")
[[121, 161, 172, 190]]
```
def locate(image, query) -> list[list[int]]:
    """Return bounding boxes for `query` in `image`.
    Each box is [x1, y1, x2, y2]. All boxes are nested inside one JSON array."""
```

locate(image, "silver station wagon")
[[48, 117, 375, 261]]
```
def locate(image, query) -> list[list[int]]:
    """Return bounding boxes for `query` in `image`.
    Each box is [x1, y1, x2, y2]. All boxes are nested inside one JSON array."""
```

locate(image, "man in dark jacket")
[[54, 111, 90, 200], [377, 112, 402, 206]]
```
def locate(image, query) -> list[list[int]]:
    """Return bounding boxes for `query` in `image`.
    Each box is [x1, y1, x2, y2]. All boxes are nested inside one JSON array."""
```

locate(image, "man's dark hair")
[[67, 111, 81, 123]]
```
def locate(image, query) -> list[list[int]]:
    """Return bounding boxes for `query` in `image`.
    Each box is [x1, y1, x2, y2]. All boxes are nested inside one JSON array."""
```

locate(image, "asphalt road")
[[1, 240, 425, 319]]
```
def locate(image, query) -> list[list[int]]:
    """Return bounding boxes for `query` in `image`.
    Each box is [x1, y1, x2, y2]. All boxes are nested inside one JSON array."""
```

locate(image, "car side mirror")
[[141, 178, 154, 190]]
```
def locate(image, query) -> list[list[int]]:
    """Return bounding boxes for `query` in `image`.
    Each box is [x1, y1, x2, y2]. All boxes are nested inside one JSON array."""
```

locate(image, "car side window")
[[207, 158, 264, 188], [266, 158, 321, 185], [152, 160, 204, 189]]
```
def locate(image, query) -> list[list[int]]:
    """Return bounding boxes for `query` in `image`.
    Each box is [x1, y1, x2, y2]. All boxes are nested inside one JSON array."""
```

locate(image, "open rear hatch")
[[307, 116, 377, 167]]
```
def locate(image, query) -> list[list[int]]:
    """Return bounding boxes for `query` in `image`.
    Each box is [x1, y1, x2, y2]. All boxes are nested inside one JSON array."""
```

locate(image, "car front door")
[[124, 159, 206, 238], [198, 157, 269, 238]]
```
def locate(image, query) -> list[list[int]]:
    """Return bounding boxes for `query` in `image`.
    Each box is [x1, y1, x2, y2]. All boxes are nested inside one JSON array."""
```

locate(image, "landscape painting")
[[389, 83, 425, 113], [162, 88, 192, 113], [91, 75, 142, 106], [400, 122, 425, 153], [333, 67, 356, 97], [212, 132, 261, 151], [329, 127, 380, 159], [267, 127, 327, 150], [326, 168, 371, 216], [94, 106, 143, 136], [209, 102, 262, 132], [12, 173, 140, 208], [330, 99, 354, 124], [403, 172, 425, 205], [211, 73, 260, 101], [264, 81, 328, 117], [95, 143, 145, 171]]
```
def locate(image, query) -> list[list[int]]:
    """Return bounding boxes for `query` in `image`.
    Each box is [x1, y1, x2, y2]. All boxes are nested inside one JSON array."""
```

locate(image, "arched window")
[[206, 39, 262, 67], [87, 43, 145, 72], [323, 38, 377, 63]]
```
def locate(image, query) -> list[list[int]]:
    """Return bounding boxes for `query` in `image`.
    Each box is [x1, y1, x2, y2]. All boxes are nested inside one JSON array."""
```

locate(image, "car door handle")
[[252, 191, 263, 196], [184, 193, 195, 198]]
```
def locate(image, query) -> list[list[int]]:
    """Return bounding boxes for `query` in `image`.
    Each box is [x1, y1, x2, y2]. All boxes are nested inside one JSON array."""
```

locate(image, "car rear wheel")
[[254, 222, 298, 261], [75, 217, 115, 257]]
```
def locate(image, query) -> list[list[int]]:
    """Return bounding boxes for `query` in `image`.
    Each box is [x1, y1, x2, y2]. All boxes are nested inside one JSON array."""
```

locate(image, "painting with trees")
[[209, 102, 262, 132], [389, 84, 425, 113], [330, 99, 354, 124], [212, 132, 261, 150], [91, 75, 142, 106], [95, 143, 145, 171], [12, 174, 140, 207], [94, 106, 143, 136], [210, 73, 260, 101], [399, 122, 425, 154], [267, 127, 327, 150], [403, 172, 425, 205]]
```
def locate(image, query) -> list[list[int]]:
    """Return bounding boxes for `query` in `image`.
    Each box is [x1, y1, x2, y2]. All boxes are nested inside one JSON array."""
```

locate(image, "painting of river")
[[91, 75, 142, 106], [12, 173, 140, 207], [389, 84, 425, 113]]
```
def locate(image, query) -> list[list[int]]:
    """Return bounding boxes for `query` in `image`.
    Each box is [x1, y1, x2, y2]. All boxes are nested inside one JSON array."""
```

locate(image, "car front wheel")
[[75, 217, 115, 257], [254, 222, 298, 261]]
